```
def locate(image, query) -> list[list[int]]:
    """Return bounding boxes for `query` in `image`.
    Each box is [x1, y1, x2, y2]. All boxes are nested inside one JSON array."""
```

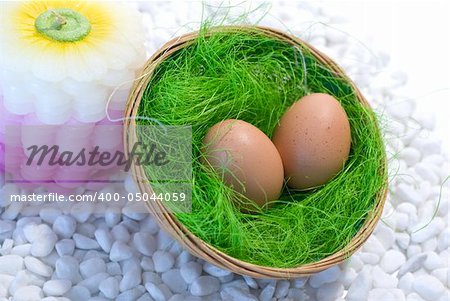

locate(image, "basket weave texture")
[[124, 25, 388, 279]]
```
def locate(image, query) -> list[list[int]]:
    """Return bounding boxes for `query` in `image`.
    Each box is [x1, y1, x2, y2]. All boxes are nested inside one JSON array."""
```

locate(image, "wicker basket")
[[124, 25, 388, 279]]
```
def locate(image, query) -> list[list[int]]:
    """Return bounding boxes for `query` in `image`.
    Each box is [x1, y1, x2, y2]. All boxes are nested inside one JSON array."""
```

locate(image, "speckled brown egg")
[[272, 93, 351, 190], [202, 119, 284, 209]]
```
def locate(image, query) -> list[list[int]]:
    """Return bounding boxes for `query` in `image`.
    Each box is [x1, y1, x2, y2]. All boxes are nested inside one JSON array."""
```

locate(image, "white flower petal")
[[32, 52, 67, 82], [3, 85, 34, 115], [101, 68, 135, 88]]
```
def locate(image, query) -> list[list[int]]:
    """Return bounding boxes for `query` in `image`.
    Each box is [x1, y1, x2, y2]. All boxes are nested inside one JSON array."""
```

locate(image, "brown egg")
[[272, 93, 351, 190], [202, 119, 284, 209]]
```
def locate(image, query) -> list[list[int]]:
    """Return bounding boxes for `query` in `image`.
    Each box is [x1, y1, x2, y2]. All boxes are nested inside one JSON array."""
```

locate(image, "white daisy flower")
[[0, 1, 147, 124]]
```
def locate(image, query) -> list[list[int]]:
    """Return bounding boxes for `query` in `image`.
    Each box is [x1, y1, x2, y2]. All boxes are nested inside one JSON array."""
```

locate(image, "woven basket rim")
[[124, 25, 388, 279]]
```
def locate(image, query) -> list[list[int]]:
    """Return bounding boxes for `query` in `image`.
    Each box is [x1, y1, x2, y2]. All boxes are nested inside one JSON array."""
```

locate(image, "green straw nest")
[[134, 26, 387, 269]]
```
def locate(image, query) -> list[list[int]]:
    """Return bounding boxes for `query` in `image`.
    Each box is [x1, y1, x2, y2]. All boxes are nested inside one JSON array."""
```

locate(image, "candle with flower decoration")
[[0, 1, 147, 191]]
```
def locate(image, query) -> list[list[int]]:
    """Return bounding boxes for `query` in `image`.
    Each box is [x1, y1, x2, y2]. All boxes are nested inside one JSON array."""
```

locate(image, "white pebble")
[[416, 163, 440, 185], [122, 219, 141, 234], [411, 219, 445, 244], [133, 232, 156, 256], [141, 257, 154, 271], [2, 201, 23, 220], [70, 202, 93, 223], [288, 287, 309, 300], [221, 286, 258, 301], [359, 252, 380, 265], [110, 241, 134, 262], [346, 255, 364, 271], [423, 237, 438, 252], [65, 285, 91, 301], [106, 261, 122, 276], [94, 228, 113, 253], [401, 147, 421, 166], [396, 212, 410, 231], [309, 266, 341, 288], [375, 225, 395, 249], [24, 256, 53, 277], [422, 154, 444, 165], [11, 244, 32, 257], [259, 282, 275, 301], [316, 282, 344, 301], [203, 262, 232, 277], [105, 206, 122, 227], [368, 288, 395, 301], [9, 269, 45, 295], [346, 267, 372, 301], [399, 273, 415, 293], [0, 220, 14, 234], [13, 285, 43, 301], [120, 267, 142, 292], [386, 99, 415, 119], [43, 279, 71, 296], [243, 276, 258, 289], [80, 257, 106, 278], [372, 266, 398, 288], [52, 216, 76, 239], [398, 202, 418, 218], [190, 276, 220, 296], [145, 282, 165, 301], [399, 254, 428, 276], [395, 183, 421, 204], [23, 224, 57, 257], [437, 228, 450, 251], [407, 292, 426, 301], [39, 207, 62, 224], [222, 279, 249, 292], [117, 286, 147, 301], [408, 245, 423, 258], [0, 254, 24, 275], [180, 261, 202, 284], [0, 274, 15, 294], [140, 216, 160, 235], [431, 268, 448, 286], [423, 252, 444, 270], [176, 250, 193, 268], [55, 256, 80, 283], [143, 271, 161, 285], [76, 223, 96, 238], [380, 250, 406, 273], [413, 275, 445, 300], [217, 273, 232, 284], [77, 272, 109, 295], [341, 267, 357, 288], [42, 297, 71, 301], [111, 224, 130, 243], [99, 277, 120, 299], [122, 203, 148, 221], [362, 236, 386, 257], [162, 269, 187, 294], [122, 257, 140, 272], [55, 239, 75, 257], [411, 138, 441, 156], [137, 293, 154, 301], [274, 280, 290, 298], [396, 233, 411, 250], [73, 233, 100, 250], [153, 250, 175, 273]]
